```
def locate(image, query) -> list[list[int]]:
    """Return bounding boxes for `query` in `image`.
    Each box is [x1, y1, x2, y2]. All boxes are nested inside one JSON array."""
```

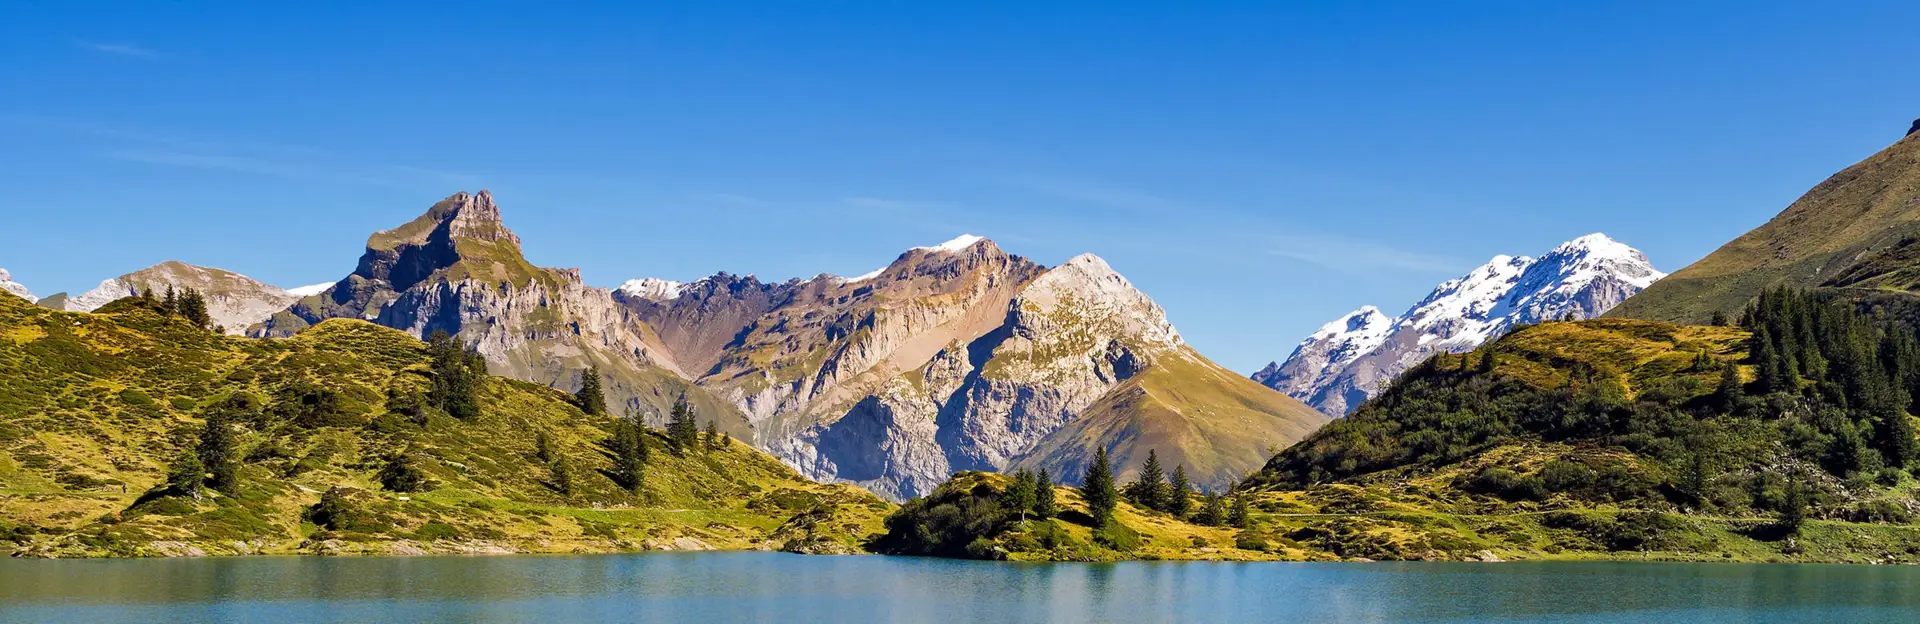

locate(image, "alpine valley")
[[15, 121, 1920, 565]]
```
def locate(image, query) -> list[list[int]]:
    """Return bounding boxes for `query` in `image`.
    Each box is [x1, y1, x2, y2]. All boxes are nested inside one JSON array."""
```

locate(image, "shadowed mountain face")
[[1613, 122, 1920, 324], [240, 191, 1326, 500]]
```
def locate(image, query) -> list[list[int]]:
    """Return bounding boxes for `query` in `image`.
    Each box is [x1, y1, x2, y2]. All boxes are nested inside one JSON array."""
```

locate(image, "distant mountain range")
[[6, 191, 1325, 499], [1253, 233, 1665, 415]]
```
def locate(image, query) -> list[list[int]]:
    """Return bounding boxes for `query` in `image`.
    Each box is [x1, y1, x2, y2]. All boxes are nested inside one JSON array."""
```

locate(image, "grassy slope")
[[1227, 319, 1920, 564], [1611, 131, 1920, 324], [1011, 348, 1329, 490], [0, 293, 888, 558]]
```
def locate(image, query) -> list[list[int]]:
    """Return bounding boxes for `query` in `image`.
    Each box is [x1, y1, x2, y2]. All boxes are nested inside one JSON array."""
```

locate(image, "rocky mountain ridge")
[[1256, 233, 1664, 415], [42, 191, 1327, 501], [0, 269, 34, 303]]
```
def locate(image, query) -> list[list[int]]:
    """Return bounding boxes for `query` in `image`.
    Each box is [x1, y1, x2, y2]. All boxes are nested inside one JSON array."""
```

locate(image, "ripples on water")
[[4, 553, 1920, 623]]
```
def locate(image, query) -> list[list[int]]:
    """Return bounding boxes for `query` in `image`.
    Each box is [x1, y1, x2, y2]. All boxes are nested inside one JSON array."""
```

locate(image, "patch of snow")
[[1259, 233, 1666, 416], [847, 267, 887, 282], [913, 234, 986, 253], [286, 282, 333, 297], [616, 278, 687, 301]]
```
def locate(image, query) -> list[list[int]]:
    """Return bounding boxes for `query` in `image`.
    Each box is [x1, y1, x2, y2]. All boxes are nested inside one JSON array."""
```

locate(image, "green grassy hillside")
[[1227, 310, 1920, 563], [1612, 129, 1920, 324], [0, 293, 888, 558], [1011, 349, 1329, 490]]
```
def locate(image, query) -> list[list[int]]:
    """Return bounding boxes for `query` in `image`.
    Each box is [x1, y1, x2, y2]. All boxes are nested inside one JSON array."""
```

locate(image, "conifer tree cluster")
[[145, 285, 214, 330], [666, 396, 700, 452], [1123, 449, 1198, 518], [425, 330, 486, 420], [1741, 288, 1920, 471], [609, 408, 648, 493]]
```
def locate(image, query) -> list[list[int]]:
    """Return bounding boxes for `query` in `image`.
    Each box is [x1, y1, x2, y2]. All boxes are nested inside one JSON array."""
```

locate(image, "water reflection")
[[5, 554, 1920, 623]]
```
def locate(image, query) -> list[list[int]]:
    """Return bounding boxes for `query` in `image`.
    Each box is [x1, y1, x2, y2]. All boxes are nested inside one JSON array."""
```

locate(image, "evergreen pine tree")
[[180, 288, 212, 329], [1083, 447, 1118, 527], [426, 330, 481, 420], [1167, 464, 1192, 518], [1754, 326, 1784, 395], [377, 451, 429, 493], [1126, 449, 1166, 511], [704, 420, 720, 450], [196, 399, 241, 493], [162, 285, 178, 316], [166, 452, 204, 498], [1196, 492, 1226, 526], [1033, 469, 1058, 519], [1709, 310, 1730, 327], [1006, 469, 1038, 522], [1780, 479, 1808, 534], [667, 396, 699, 451], [551, 455, 574, 496], [1716, 360, 1744, 412], [1478, 349, 1498, 375], [575, 366, 607, 415], [1227, 492, 1251, 528], [611, 408, 647, 493], [534, 430, 554, 463]]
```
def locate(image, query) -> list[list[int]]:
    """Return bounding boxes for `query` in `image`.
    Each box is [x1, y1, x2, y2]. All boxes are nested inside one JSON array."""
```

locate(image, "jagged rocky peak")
[[1251, 305, 1392, 395], [1258, 233, 1664, 416], [0, 269, 35, 303], [1016, 253, 1180, 348]]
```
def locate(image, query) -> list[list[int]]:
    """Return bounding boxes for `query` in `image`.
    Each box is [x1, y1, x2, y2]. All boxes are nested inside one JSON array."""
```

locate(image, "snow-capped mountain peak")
[[0, 269, 35, 303], [616, 278, 688, 301], [1256, 233, 1664, 416]]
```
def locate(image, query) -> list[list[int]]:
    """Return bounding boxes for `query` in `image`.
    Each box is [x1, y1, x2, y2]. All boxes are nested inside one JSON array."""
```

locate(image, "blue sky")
[[5, 2, 1920, 373]]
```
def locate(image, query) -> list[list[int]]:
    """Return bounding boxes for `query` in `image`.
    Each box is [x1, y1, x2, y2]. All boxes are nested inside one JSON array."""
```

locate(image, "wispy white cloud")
[[1009, 175, 1467, 273], [76, 41, 159, 59], [7, 114, 479, 190], [1263, 234, 1466, 273], [102, 148, 479, 190]]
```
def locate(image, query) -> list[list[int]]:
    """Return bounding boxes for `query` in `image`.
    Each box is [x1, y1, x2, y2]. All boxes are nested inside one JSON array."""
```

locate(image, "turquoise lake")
[[4, 552, 1920, 623]]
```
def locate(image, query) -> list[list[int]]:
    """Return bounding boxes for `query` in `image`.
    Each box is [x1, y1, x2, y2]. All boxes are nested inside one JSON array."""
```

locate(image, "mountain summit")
[[254, 190, 741, 428], [1256, 233, 1663, 415]]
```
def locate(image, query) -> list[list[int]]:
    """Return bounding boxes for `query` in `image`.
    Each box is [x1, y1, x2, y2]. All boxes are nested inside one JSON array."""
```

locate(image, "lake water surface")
[[3, 552, 1919, 623]]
